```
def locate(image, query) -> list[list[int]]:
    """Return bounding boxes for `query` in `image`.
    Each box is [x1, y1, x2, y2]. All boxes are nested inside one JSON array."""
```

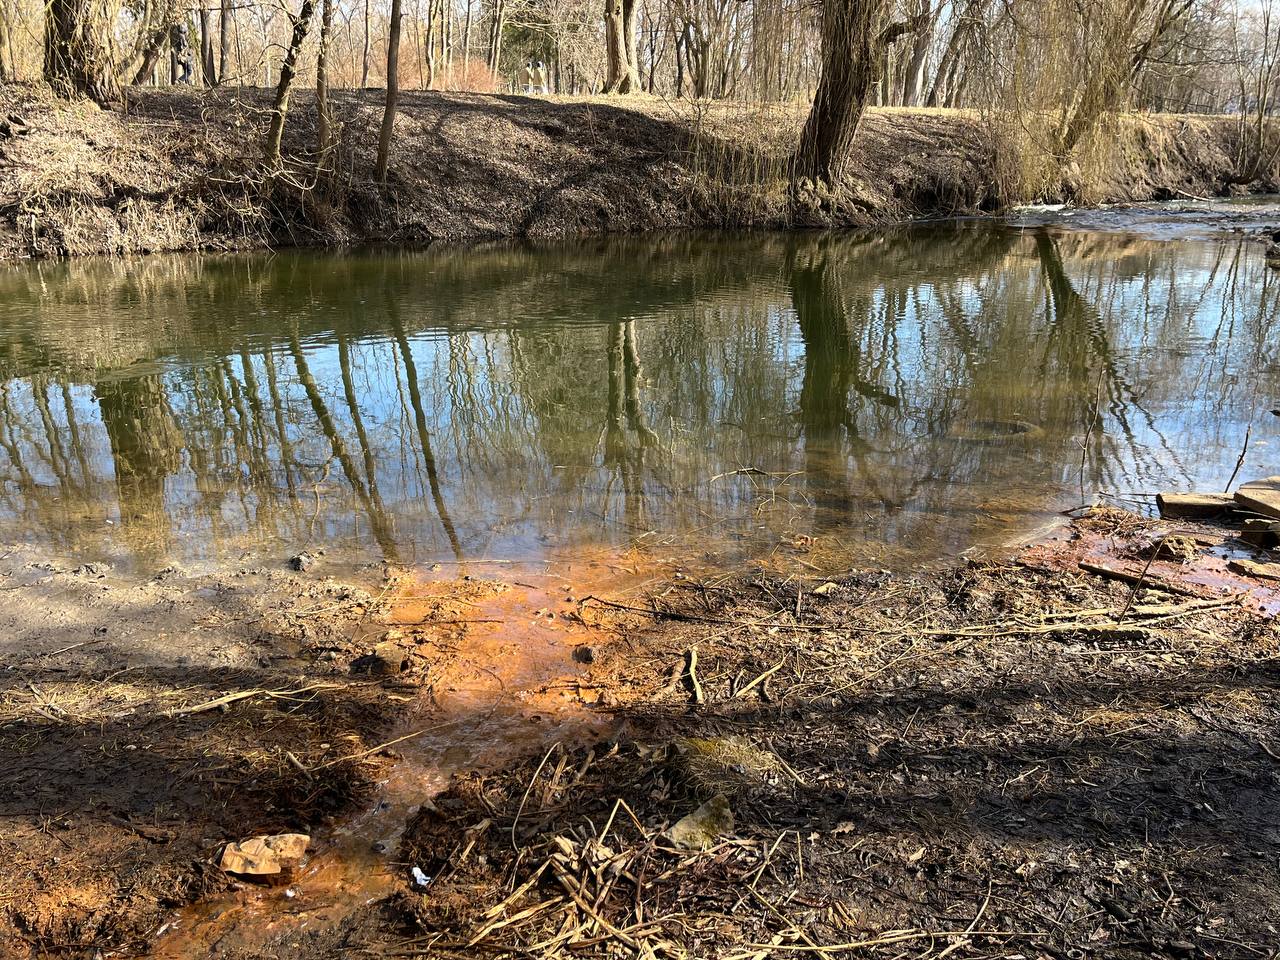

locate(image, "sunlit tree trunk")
[[361, 0, 371, 86], [487, 0, 505, 75], [603, 0, 639, 92], [44, 0, 120, 103], [462, 0, 472, 75], [0, 8, 13, 81], [132, 19, 172, 84], [899, 2, 933, 106], [795, 0, 885, 184], [376, 0, 403, 182], [198, 6, 216, 84], [219, 0, 230, 83]]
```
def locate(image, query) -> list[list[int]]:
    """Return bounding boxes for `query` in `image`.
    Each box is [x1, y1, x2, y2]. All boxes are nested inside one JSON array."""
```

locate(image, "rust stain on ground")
[[151, 551, 660, 957]]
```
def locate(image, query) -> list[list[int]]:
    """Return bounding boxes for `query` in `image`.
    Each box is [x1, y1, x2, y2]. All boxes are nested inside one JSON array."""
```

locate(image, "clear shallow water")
[[0, 223, 1276, 573]]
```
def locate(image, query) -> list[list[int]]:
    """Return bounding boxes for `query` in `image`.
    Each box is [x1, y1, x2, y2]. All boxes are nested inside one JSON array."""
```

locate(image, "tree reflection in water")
[[0, 225, 1273, 571]]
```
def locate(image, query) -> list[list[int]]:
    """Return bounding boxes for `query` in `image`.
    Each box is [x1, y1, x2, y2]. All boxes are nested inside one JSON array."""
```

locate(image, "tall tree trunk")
[[375, 0, 403, 183], [423, 0, 436, 88], [0, 8, 12, 81], [262, 0, 316, 171], [603, 0, 638, 92], [674, 27, 684, 96], [795, 0, 885, 184], [925, 20, 966, 106], [462, 0, 472, 74], [487, 0, 505, 74], [899, 4, 932, 106], [198, 6, 216, 85], [219, 0, 230, 83], [45, 0, 120, 103], [316, 0, 334, 164], [361, 0, 371, 86], [442, 0, 452, 84]]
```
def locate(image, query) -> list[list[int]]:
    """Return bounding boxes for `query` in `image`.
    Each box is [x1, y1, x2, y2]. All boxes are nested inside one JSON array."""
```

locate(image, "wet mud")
[[5, 504, 1279, 958]]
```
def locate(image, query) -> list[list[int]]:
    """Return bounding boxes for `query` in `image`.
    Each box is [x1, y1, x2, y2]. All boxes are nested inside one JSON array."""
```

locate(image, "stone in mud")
[[1240, 519, 1280, 549], [1236, 476, 1280, 521], [1135, 534, 1198, 564], [666, 794, 734, 851], [289, 551, 318, 572], [219, 833, 309, 878], [1155, 492, 1234, 519], [350, 641, 408, 676]]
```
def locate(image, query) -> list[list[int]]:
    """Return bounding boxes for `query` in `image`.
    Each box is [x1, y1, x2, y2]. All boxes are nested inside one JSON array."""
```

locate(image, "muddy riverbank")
[[1, 82, 1276, 260], [3, 504, 1279, 958], [0, 539, 663, 957], [386, 508, 1280, 960]]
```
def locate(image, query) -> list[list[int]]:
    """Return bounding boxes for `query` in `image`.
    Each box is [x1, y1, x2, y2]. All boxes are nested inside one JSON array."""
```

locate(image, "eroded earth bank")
[[2, 82, 1278, 260]]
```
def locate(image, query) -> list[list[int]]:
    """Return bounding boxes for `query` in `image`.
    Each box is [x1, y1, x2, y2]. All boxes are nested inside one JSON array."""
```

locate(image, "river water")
[[0, 222, 1276, 575]]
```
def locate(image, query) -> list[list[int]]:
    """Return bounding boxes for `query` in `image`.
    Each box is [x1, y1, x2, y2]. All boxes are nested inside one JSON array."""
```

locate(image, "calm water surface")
[[0, 224, 1276, 573]]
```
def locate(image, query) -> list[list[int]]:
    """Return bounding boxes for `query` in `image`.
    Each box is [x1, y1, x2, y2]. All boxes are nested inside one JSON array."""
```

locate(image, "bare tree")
[[1052, 0, 1198, 157], [488, 0, 507, 74], [263, 0, 317, 170], [198, 5, 216, 83], [376, 0, 404, 182], [130, 2, 184, 85], [219, 0, 231, 83], [362, 0, 372, 85], [603, 0, 639, 90], [317, 0, 336, 165], [1227, 0, 1280, 182]]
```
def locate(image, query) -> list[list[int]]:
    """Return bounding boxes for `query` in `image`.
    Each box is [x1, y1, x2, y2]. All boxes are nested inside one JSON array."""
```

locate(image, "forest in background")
[[8, 0, 1280, 110], [7, 0, 1280, 194]]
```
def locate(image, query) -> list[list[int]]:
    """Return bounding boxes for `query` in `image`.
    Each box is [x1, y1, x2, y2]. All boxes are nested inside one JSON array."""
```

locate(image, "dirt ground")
[[0, 544, 401, 955], [3, 504, 1279, 958], [0, 82, 1272, 261], [382, 508, 1280, 960]]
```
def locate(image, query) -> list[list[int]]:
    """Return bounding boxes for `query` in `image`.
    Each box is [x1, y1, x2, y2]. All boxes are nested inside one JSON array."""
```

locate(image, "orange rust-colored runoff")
[[152, 551, 658, 957]]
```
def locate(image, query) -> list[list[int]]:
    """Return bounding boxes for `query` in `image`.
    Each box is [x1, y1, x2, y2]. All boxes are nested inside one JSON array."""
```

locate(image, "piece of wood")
[[1156, 491, 1234, 518], [1078, 561, 1199, 597], [1236, 476, 1280, 521], [1228, 558, 1280, 581]]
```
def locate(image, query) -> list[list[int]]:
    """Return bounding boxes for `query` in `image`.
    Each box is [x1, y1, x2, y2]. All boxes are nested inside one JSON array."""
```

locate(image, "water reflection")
[[0, 225, 1275, 572]]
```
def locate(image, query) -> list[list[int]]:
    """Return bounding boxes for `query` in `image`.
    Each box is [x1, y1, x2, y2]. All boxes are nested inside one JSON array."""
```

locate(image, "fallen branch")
[[161, 682, 343, 718], [732, 658, 786, 699], [580, 596, 834, 631], [1078, 561, 1199, 597], [684, 647, 705, 704]]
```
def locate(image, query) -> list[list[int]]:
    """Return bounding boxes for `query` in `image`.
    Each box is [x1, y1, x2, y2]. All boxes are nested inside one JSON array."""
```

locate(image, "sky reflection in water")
[[0, 223, 1276, 573]]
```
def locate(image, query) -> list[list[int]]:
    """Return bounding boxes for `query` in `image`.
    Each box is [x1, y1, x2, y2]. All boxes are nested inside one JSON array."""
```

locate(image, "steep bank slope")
[[0, 83, 1272, 260]]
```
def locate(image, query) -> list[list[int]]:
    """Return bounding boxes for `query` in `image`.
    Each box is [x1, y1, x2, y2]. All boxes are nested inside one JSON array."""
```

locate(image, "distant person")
[[533, 60, 550, 95], [169, 22, 193, 85], [518, 62, 534, 95]]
